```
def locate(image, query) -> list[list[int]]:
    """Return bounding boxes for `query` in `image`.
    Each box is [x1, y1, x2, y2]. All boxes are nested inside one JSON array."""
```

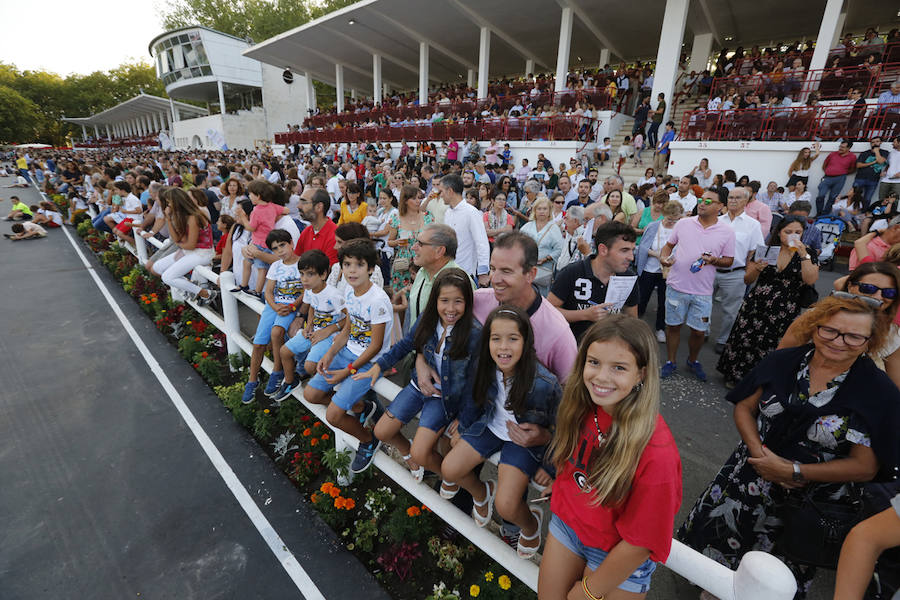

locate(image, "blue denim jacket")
[[376, 316, 482, 420], [459, 362, 561, 461]]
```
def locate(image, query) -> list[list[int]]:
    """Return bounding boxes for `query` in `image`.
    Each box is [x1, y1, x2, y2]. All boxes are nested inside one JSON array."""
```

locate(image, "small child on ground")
[[4, 196, 33, 220], [274, 249, 345, 401], [32, 201, 63, 228], [5, 221, 47, 240], [303, 238, 393, 473], [242, 229, 304, 403]]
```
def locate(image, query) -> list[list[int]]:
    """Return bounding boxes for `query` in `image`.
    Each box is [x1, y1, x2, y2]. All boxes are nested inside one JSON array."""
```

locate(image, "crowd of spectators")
[[7, 115, 900, 598]]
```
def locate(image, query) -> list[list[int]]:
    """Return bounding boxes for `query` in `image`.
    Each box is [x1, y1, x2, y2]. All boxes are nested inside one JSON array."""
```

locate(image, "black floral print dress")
[[678, 350, 871, 598], [717, 253, 810, 384]]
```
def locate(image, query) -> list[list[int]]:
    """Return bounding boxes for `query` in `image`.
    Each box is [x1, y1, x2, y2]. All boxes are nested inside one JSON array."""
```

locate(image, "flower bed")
[[74, 222, 536, 600]]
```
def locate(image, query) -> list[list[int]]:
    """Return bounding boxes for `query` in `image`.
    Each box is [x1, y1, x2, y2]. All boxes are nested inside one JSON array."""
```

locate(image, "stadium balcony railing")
[[679, 102, 900, 142]]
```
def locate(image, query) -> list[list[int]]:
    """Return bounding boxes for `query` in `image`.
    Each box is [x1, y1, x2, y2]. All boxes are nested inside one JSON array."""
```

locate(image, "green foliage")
[[215, 381, 258, 428], [344, 517, 378, 553], [0, 85, 40, 144], [76, 219, 94, 237], [252, 407, 273, 439], [382, 502, 436, 545], [427, 537, 476, 580], [322, 447, 352, 480]]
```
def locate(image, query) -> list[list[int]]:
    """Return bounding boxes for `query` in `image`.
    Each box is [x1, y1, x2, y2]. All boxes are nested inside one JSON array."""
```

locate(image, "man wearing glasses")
[[407, 224, 470, 324]]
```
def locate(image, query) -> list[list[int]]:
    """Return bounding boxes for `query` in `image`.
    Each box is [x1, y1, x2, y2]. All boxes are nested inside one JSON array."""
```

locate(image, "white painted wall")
[[200, 30, 262, 87], [669, 140, 868, 207], [172, 108, 267, 150], [595, 110, 631, 144], [260, 64, 310, 141]]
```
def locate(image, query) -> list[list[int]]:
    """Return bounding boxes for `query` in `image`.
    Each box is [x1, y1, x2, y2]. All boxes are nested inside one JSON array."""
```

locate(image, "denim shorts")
[[665, 286, 712, 332], [548, 514, 657, 594], [252, 243, 273, 269], [253, 304, 297, 345], [387, 382, 452, 432], [284, 331, 336, 365], [306, 346, 374, 410], [460, 426, 543, 477]]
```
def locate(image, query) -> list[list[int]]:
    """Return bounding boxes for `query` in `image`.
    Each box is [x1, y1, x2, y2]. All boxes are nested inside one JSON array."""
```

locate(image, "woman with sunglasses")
[[783, 261, 900, 388], [717, 216, 820, 388], [679, 295, 900, 597]]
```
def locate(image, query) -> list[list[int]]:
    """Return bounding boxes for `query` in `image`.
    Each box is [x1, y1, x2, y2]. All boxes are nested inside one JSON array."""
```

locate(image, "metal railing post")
[[733, 551, 797, 600], [217, 270, 242, 361]]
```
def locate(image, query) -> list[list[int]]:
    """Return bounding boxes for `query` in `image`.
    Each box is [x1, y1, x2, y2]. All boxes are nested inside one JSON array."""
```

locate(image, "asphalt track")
[[0, 174, 389, 599], [0, 170, 839, 599]]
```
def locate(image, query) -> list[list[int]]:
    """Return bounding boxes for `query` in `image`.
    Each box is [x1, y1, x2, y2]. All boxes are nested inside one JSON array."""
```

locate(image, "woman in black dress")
[[717, 216, 819, 387]]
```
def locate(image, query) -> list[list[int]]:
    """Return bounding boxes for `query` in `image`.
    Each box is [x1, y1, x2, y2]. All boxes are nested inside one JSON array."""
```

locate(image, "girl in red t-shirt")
[[539, 315, 682, 600]]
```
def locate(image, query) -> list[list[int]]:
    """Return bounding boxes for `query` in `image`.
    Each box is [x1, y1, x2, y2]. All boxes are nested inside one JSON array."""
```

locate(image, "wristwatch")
[[792, 462, 804, 482], [800, 253, 810, 261]]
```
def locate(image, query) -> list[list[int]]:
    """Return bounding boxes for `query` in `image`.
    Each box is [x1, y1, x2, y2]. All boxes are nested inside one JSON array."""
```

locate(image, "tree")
[[0, 85, 40, 143], [160, 0, 355, 108]]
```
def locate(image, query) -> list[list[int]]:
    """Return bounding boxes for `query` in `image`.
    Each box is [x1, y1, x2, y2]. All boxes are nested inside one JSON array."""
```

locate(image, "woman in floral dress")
[[679, 296, 900, 598], [717, 216, 819, 387], [387, 184, 432, 293]]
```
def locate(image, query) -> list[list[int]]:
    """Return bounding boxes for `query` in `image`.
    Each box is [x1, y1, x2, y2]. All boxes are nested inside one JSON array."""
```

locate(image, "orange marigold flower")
[[314, 421, 323, 427], [195, 336, 201, 341], [406, 506, 421, 517], [321, 433, 330, 440], [343, 498, 356, 510], [310, 438, 319, 446], [302, 428, 312, 437], [201, 351, 208, 358], [421, 504, 431, 513], [328, 486, 340, 498], [334, 496, 345, 509], [320, 482, 333, 493], [310, 493, 318, 503]]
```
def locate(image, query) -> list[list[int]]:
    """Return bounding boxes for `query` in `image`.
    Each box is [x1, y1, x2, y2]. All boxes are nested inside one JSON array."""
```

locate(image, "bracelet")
[[582, 578, 604, 600], [347, 364, 358, 375]]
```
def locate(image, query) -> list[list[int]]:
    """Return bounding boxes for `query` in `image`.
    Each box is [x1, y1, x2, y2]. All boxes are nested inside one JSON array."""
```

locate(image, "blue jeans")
[[855, 178, 879, 211], [816, 174, 846, 216], [92, 208, 112, 233], [17, 169, 31, 183], [646, 122, 661, 147]]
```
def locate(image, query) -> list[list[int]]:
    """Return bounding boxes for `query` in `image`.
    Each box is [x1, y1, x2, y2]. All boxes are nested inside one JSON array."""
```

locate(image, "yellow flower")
[[498, 575, 511, 590], [484, 572, 494, 582], [186, 321, 192, 325], [263, 409, 270, 414], [469, 584, 480, 597]]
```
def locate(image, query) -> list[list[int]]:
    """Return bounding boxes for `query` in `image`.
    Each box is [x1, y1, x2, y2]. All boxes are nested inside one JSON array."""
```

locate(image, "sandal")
[[471, 479, 496, 527], [516, 505, 543, 559], [402, 454, 425, 483], [439, 480, 459, 499]]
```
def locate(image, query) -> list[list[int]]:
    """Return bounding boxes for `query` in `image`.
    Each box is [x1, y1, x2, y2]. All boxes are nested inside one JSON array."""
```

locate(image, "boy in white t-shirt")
[[304, 239, 392, 473], [241, 230, 304, 404], [275, 249, 345, 401]]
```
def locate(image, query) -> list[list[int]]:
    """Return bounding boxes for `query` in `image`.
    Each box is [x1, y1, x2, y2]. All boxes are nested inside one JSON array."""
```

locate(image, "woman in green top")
[[631, 189, 667, 244]]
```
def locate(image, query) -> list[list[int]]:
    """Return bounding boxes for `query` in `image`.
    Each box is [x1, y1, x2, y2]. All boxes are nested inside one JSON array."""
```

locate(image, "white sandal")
[[402, 454, 425, 483], [472, 479, 496, 527], [439, 480, 459, 499], [516, 505, 543, 558]]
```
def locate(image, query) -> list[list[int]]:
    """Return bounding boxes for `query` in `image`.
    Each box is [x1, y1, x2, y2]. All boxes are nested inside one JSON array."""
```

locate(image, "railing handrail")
[[57, 214, 797, 599]]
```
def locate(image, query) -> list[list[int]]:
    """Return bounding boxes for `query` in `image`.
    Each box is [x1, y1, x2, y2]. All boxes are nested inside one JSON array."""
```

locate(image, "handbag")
[[778, 487, 865, 569], [533, 223, 554, 287], [392, 256, 410, 272], [798, 284, 819, 308]]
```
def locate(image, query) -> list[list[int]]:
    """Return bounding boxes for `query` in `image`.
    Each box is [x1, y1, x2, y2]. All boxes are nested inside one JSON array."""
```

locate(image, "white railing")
[[75, 221, 796, 599]]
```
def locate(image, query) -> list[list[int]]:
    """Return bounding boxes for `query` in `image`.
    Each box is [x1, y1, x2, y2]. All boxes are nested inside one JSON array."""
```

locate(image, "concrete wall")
[[172, 109, 267, 150], [260, 64, 310, 141], [201, 30, 262, 87], [595, 110, 631, 144], [669, 140, 866, 202]]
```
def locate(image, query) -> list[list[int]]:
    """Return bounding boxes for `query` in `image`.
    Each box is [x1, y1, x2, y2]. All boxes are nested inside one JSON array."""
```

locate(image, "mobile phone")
[[529, 495, 551, 503]]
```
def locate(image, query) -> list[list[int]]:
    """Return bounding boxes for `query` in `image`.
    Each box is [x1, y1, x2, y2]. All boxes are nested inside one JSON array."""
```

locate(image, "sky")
[[0, 0, 167, 75]]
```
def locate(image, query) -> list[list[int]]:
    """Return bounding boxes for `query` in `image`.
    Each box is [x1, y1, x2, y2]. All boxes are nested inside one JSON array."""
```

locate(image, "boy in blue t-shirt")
[[303, 238, 393, 473], [241, 229, 303, 404], [274, 249, 345, 402]]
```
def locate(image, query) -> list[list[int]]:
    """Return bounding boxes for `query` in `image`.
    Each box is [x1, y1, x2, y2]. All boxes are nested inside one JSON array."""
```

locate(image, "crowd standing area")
[[6, 71, 900, 597]]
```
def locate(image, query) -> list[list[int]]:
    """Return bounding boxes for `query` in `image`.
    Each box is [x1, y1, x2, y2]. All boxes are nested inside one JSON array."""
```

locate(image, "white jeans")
[[155, 248, 214, 295]]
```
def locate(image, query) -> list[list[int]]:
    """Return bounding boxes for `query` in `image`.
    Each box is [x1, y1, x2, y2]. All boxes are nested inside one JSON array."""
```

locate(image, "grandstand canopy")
[[243, 0, 895, 94], [62, 93, 208, 128]]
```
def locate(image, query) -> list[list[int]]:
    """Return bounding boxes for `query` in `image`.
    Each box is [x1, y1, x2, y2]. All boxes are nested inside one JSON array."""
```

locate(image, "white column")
[[151, 113, 159, 132], [599, 48, 610, 67], [467, 69, 475, 88], [351, 89, 357, 101], [218, 80, 227, 115], [372, 55, 383, 104], [304, 72, 316, 115], [419, 41, 429, 105], [105, 124, 111, 139], [81, 125, 88, 140], [383, 83, 390, 99], [525, 59, 534, 77], [93, 125, 99, 138], [335, 64, 345, 112], [170, 98, 179, 122], [554, 6, 574, 92], [650, 0, 689, 124], [477, 27, 490, 100], [830, 10, 848, 49], [809, 0, 844, 72], [689, 33, 714, 73]]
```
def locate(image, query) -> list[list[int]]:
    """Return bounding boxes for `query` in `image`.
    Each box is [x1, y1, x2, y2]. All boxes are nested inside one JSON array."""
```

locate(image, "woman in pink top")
[[447, 137, 459, 162]]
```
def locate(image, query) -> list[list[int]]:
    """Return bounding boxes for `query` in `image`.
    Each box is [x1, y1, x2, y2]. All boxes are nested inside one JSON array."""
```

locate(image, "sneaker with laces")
[[241, 380, 259, 404], [264, 371, 284, 397], [273, 380, 297, 403], [686, 360, 707, 382], [198, 289, 218, 307], [350, 438, 382, 473], [661, 361, 677, 378], [357, 394, 383, 426], [656, 329, 666, 343]]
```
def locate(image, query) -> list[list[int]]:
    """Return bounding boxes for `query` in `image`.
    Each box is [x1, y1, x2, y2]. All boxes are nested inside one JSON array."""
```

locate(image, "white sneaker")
[[656, 329, 666, 343]]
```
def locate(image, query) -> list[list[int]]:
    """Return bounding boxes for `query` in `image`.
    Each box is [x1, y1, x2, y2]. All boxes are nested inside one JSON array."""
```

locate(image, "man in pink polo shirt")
[[816, 140, 857, 216], [849, 216, 900, 269], [659, 188, 736, 381]]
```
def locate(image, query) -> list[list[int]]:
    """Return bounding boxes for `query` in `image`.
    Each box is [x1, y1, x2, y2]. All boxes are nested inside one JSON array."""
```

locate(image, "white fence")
[[69, 214, 797, 599]]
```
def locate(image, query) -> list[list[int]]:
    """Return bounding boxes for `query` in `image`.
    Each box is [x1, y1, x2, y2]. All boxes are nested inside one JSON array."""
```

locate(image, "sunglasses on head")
[[855, 282, 899, 299]]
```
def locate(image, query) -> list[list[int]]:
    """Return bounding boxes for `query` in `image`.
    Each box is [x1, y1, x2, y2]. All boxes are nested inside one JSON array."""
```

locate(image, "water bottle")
[[690, 257, 705, 273]]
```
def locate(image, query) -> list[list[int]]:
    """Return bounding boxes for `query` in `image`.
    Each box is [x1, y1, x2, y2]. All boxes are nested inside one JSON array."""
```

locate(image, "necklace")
[[592, 407, 607, 445]]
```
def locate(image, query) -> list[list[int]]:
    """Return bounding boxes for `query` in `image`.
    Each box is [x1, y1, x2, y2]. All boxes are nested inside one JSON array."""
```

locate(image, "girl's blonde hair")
[[789, 147, 814, 173], [529, 195, 551, 221], [548, 314, 661, 506]]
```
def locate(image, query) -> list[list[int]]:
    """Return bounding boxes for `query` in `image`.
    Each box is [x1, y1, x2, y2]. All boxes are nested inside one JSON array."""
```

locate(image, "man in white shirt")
[[670, 176, 698, 214], [713, 186, 765, 353], [325, 165, 344, 217], [557, 175, 579, 206], [440, 173, 490, 286], [880, 137, 900, 201], [707, 94, 722, 111]]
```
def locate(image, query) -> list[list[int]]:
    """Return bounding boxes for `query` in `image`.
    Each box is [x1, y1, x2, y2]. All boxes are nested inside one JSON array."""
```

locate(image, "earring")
[[632, 381, 644, 393]]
